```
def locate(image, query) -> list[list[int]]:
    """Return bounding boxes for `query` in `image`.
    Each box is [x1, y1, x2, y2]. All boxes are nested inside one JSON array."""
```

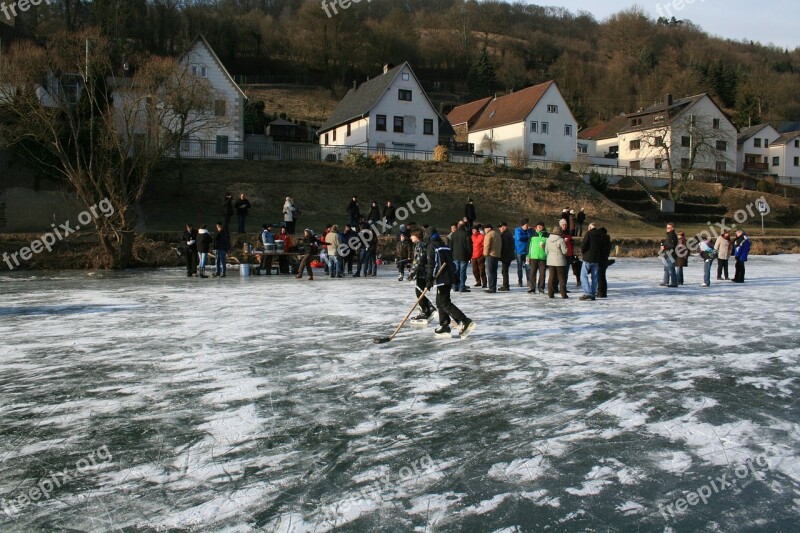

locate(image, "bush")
[[433, 145, 449, 162], [507, 147, 529, 169], [343, 150, 375, 168], [372, 153, 391, 166], [756, 179, 775, 194], [561, 163, 572, 172], [483, 156, 494, 165], [589, 171, 609, 193]]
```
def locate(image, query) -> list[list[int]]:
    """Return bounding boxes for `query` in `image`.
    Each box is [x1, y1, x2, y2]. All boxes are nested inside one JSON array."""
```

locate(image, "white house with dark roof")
[[176, 35, 247, 159], [458, 81, 577, 162], [736, 124, 780, 175], [577, 114, 629, 160], [768, 131, 800, 182], [617, 93, 736, 172], [318, 63, 440, 158]]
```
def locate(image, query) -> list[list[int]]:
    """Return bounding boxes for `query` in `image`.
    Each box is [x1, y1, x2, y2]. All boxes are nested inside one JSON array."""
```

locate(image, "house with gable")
[[577, 114, 629, 160], [617, 93, 736, 173], [176, 34, 247, 159], [458, 81, 578, 163], [736, 124, 780, 175], [318, 62, 441, 158], [447, 96, 492, 143], [768, 131, 800, 182]]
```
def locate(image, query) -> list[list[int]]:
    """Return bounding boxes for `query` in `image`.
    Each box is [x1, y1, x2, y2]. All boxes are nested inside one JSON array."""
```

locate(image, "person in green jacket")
[[527, 221, 549, 294]]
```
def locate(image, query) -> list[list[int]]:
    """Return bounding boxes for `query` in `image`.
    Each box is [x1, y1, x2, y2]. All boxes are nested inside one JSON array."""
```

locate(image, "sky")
[[531, 0, 799, 50]]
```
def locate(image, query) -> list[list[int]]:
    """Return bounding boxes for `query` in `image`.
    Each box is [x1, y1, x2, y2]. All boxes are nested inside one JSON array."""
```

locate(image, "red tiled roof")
[[578, 115, 629, 140], [470, 81, 554, 132], [447, 96, 492, 127]]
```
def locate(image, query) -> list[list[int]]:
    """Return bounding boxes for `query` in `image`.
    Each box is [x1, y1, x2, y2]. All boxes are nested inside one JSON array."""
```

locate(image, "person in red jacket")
[[470, 225, 487, 288], [276, 226, 294, 274]]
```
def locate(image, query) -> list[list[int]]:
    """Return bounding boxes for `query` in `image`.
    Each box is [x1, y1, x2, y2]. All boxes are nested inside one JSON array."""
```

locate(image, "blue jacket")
[[514, 227, 534, 255], [734, 234, 751, 262]]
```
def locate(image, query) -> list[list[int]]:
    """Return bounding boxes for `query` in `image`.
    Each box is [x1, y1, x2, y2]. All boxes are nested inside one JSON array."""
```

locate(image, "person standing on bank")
[[408, 228, 436, 322], [527, 221, 548, 294], [579, 223, 602, 301], [346, 196, 360, 228], [483, 223, 501, 293], [196, 225, 212, 278], [732, 229, 750, 283], [183, 224, 198, 277], [465, 198, 477, 231], [660, 222, 679, 288], [714, 230, 732, 280], [514, 219, 534, 288], [545, 225, 568, 299], [367, 201, 381, 225], [450, 221, 472, 292], [425, 227, 476, 338], [222, 193, 234, 235], [282, 197, 297, 234], [499, 222, 516, 291], [213, 222, 230, 278], [576, 208, 586, 237], [383, 200, 397, 235], [234, 193, 251, 234]]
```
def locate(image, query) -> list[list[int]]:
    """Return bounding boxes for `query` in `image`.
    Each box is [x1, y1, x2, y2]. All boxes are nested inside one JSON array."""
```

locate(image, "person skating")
[[213, 222, 230, 277], [197, 225, 212, 278], [408, 228, 436, 323], [483, 223, 501, 293], [545, 225, 569, 299], [514, 218, 534, 288], [499, 222, 515, 291], [183, 224, 198, 277], [470, 225, 487, 288], [732, 229, 750, 283], [579, 223, 602, 300], [659, 222, 679, 287], [425, 227, 475, 338], [527, 221, 548, 294], [234, 193, 251, 234], [450, 221, 472, 292], [296, 228, 325, 281], [714, 230, 732, 280]]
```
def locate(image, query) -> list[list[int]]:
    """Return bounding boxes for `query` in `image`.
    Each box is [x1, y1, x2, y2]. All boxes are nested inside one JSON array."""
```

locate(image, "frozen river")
[[1, 256, 799, 532]]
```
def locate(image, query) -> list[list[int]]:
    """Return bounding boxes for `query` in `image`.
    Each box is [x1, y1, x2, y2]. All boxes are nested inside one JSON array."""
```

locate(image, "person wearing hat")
[[732, 228, 750, 283], [260, 224, 275, 274], [425, 227, 476, 338], [483, 223, 501, 293], [499, 222, 515, 291], [514, 218, 534, 288], [527, 221, 549, 294]]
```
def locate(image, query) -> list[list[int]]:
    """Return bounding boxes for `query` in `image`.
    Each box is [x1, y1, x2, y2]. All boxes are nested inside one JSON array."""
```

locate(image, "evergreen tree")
[[468, 44, 498, 96]]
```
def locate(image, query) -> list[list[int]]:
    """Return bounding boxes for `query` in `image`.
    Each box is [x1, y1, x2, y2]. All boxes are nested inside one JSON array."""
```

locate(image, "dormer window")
[[653, 115, 665, 125]]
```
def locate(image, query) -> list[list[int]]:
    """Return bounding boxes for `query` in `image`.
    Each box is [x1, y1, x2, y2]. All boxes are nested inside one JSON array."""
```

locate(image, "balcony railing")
[[743, 161, 768, 171]]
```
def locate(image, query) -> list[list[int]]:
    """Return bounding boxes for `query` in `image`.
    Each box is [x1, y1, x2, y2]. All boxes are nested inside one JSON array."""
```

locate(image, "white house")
[[768, 131, 800, 181], [460, 81, 578, 163], [617, 94, 736, 173], [736, 124, 780, 175], [176, 35, 247, 159], [577, 114, 629, 161], [318, 62, 440, 158]]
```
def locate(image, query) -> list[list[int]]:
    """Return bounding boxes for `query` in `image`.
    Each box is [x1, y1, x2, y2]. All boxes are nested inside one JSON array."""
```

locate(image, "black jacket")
[[183, 229, 198, 253], [600, 233, 612, 265], [346, 200, 360, 220], [581, 228, 603, 263], [661, 230, 678, 260], [384, 205, 397, 224], [426, 235, 457, 287], [214, 231, 231, 252], [223, 200, 234, 218], [234, 199, 251, 216], [197, 230, 212, 254], [500, 229, 516, 262], [450, 227, 472, 261], [465, 203, 476, 222], [367, 205, 381, 222]]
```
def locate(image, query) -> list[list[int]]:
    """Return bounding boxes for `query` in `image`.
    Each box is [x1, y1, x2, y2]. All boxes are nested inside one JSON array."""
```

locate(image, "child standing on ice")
[[424, 227, 476, 338], [696, 235, 717, 287]]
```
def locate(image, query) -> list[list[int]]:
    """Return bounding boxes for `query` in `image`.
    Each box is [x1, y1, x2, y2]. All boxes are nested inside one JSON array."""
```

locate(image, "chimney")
[[665, 93, 673, 107], [383, 63, 394, 74], [353, 80, 357, 90]]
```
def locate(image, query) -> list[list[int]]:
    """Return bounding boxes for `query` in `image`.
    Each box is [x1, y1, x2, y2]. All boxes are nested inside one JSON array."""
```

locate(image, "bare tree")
[[0, 30, 222, 268]]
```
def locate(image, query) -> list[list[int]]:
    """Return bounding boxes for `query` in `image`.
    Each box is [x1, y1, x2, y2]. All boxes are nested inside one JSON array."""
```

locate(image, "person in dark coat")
[[597, 227, 612, 298], [296, 228, 325, 281], [196, 224, 212, 278], [408, 228, 436, 321], [367, 201, 381, 225], [732, 229, 751, 283], [213, 222, 231, 277], [346, 196, 360, 227], [450, 221, 472, 292], [222, 194, 234, 234], [342, 224, 358, 274], [182, 224, 198, 277], [464, 198, 477, 230], [498, 222, 516, 291], [425, 227, 475, 338], [383, 200, 397, 235], [674, 231, 688, 285], [396, 231, 413, 281], [234, 193, 251, 234], [579, 223, 603, 300], [576, 208, 586, 236], [659, 222, 679, 287]]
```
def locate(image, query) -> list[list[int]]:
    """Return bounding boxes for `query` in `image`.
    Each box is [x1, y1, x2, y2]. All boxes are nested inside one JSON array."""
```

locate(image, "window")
[[541, 122, 549, 134], [532, 143, 546, 156], [547, 104, 558, 113], [629, 139, 641, 150], [402, 73, 410, 81], [764, 139, 770, 147], [324, 133, 329, 145], [795, 140, 799, 148], [630, 160, 641, 170], [214, 99, 227, 117], [681, 158, 690, 169], [530, 121, 538, 133], [423, 119, 434, 135], [716, 140, 727, 151], [376, 115, 387, 131], [577, 143, 588, 154], [215, 135, 229, 155], [773, 156, 780, 166], [332, 129, 337, 142], [631, 117, 642, 127], [681, 136, 691, 147], [654, 158, 662, 169], [794, 156, 799, 166], [394, 116, 404, 133], [346, 123, 351, 137], [398, 89, 412, 101], [654, 115, 665, 125], [716, 161, 727, 171], [754, 138, 762, 148], [564, 124, 573, 137], [655, 136, 663, 147], [191, 66, 207, 78], [713, 118, 720, 130]]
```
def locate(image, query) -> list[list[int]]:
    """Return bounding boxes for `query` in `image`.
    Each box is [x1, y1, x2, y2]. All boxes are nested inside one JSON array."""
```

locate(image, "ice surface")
[[1, 256, 799, 531]]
